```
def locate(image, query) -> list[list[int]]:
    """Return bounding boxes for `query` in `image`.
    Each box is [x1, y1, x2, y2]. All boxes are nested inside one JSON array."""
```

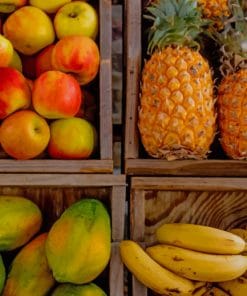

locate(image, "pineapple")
[[212, 0, 247, 159], [138, 0, 216, 160]]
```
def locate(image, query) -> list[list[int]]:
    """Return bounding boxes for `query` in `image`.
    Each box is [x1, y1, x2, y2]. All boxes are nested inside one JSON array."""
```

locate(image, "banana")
[[202, 287, 229, 296], [229, 228, 247, 252], [218, 276, 247, 295], [156, 223, 246, 254], [146, 244, 247, 282], [119, 240, 194, 296]]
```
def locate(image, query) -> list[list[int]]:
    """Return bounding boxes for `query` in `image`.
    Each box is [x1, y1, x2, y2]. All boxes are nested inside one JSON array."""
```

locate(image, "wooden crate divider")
[[0, 0, 113, 174], [129, 176, 247, 296], [124, 0, 247, 176], [0, 174, 125, 296]]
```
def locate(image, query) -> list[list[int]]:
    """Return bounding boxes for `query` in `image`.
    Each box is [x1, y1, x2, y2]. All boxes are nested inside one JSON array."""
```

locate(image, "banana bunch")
[[120, 224, 247, 295]]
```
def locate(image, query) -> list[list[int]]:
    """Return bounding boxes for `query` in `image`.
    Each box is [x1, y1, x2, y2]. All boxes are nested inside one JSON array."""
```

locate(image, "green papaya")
[[0, 196, 42, 251], [0, 254, 5, 294], [2, 233, 55, 296], [51, 283, 107, 296], [46, 199, 111, 284]]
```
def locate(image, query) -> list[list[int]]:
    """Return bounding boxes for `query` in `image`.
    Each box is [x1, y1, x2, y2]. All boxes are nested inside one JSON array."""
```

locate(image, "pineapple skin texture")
[[218, 69, 247, 159], [138, 47, 216, 160], [198, 0, 230, 20]]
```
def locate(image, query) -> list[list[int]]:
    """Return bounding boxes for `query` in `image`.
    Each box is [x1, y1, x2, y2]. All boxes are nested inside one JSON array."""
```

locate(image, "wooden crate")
[[0, 0, 113, 173], [129, 177, 247, 296], [0, 174, 126, 296], [124, 0, 247, 176]]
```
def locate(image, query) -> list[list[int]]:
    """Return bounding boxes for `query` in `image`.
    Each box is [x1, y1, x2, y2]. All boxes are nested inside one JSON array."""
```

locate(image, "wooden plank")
[[100, 0, 113, 160], [0, 160, 113, 173], [130, 189, 145, 241], [131, 177, 247, 191], [0, 174, 126, 187], [111, 185, 126, 241], [125, 159, 247, 176], [124, 0, 141, 159], [110, 242, 124, 296], [132, 275, 148, 296]]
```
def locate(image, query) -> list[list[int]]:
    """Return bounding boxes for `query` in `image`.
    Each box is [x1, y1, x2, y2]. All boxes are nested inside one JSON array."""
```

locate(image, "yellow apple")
[[3, 6, 55, 55], [29, 0, 72, 14], [0, 34, 13, 67], [0, 110, 50, 160], [8, 49, 22, 72], [48, 117, 95, 159], [54, 1, 98, 40], [0, 0, 27, 13]]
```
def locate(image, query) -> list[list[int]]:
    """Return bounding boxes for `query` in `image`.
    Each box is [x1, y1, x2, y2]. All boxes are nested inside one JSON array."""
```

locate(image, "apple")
[[0, 110, 50, 160], [8, 49, 22, 72], [0, 34, 13, 67], [32, 70, 82, 119], [0, 67, 31, 120], [54, 1, 98, 40], [48, 117, 95, 159], [3, 6, 55, 55], [35, 44, 55, 77], [0, 0, 27, 13], [29, 0, 71, 14], [52, 35, 100, 85]]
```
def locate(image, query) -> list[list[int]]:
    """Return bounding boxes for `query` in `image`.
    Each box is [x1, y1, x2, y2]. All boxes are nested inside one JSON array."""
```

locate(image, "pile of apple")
[[0, 0, 99, 160]]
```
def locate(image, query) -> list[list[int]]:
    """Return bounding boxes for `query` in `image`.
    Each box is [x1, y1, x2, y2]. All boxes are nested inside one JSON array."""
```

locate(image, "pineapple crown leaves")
[[208, 0, 247, 75], [145, 0, 210, 55]]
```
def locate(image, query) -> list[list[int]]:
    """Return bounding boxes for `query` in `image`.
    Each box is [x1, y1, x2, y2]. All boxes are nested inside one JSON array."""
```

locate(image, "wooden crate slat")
[[124, 0, 247, 176], [125, 0, 142, 159], [100, 0, 113, 160], [0, 0, 113, 173], [0, 159, 113, 173], [125, 159, 247, 176], [110, 242, 125, 296]]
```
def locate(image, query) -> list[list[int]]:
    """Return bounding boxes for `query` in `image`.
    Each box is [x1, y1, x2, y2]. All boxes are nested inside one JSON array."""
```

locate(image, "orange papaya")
[[2, 233, 55, 296], [0, 254, 5, 294], [0, 196, 42, 251], [51, 283, 107, 296], [46, 198, 111, 284]]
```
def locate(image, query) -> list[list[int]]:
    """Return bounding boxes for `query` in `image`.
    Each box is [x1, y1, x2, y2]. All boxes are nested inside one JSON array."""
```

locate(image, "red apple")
[[0, 67, 31, 120], [3, 6, 55, 55], [35, 44, 55, 77], [0, 110, 50, 160], [54, 1, 98, 40], [51, 35, 100, 85], [48, 117, 95, 159], [8, 49, 22, 72], [32, 70, 83, 119]]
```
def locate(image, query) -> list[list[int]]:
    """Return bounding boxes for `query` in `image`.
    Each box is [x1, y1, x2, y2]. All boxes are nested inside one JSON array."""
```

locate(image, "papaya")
[[0, 196, 42, 251], [46, 198, 111, 284], [51, 283, 107, 296], [0, 254, 5, 294], [2, 233, 55, 296]]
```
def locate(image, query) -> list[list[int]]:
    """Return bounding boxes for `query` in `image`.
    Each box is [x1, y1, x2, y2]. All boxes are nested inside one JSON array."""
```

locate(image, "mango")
[[0, 196, 42, 251], [51, 283, 107, 296], [46, 198, 111, 284], [0, 254, 5, 294], [2, 233, 55, 296]]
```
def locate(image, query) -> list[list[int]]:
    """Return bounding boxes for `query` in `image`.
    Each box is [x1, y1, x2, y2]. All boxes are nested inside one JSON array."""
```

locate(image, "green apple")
[[29, 0, 72, 14], [48, 117, 96, 159], [54, 1, 98, 40], [0, 34, 13, 67], [8, 49, 22, 72]]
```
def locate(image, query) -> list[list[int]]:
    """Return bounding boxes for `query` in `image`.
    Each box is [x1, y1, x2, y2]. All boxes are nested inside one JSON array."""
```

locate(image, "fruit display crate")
[[0, 0, 113, 174], [0, 173, 126, 296], [129, 176, 247, 296], [124, 0, 247, 176]]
